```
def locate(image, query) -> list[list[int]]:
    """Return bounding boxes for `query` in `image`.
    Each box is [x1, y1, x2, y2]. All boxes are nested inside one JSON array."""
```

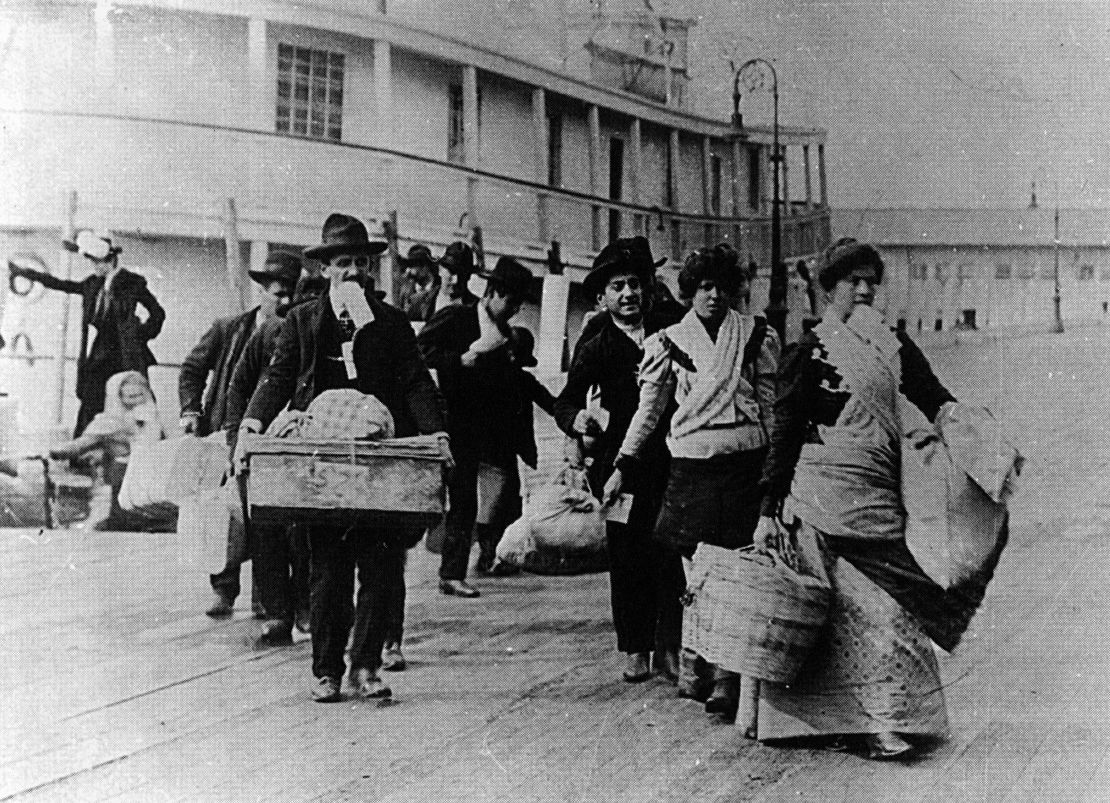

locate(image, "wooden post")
[[381, 211, 399, 303], [532, 88, 550, 244], [223, 198, 247, 313], [586, 104, 603, 251], [817, 143, 828, 207], [803, 145, 814, 210], [53, 190, 78, 426]]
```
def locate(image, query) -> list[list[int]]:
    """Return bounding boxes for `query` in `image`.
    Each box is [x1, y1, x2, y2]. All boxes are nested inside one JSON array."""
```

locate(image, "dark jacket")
[[515, 370, 557, 469], [10, 264, 164, 401], [554, 312, 674, 496], [179, 308, 259, 435], [223, 315, 282, 441], [244, 292, 444, 437], [416, 303, 523, 465]]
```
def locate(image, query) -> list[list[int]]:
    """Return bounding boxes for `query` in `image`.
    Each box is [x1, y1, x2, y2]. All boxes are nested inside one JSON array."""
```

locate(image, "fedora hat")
[[399, 243, 436, 269], [509, 326, 538, 368], [63, 229, 121, 261], [249, 250, 303, 286], [482, 256, 534, 301], [303, 213, 388, 261], [437, 241, 475, 276], [583, 236, 665, 297]]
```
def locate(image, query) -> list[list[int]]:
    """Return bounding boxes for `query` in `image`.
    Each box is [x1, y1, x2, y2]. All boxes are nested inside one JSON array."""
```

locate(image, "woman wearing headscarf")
[[753, 238, 1007, 760], [604, 244, 780, 720], [50, 370, 169, 531]]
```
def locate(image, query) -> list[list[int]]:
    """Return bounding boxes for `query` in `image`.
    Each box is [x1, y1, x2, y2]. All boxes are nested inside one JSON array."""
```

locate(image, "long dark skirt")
[[654, 448, 767, 559]]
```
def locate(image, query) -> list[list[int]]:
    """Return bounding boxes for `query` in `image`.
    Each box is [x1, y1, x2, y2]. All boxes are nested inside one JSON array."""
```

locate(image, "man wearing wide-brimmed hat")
[[396, 243, 440, 322], [553, 236, 685, 685], [9, 229, 165, 436], [417, 255, 534, 597], [239, 213, 452, 703], [434, 240, 480, 312], [181, 250, 302, 620]]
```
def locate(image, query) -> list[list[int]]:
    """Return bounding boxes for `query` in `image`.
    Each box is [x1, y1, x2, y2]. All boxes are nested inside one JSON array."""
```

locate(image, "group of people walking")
[[11, 212, 1008, 763], [557, 234, 1006, 762]]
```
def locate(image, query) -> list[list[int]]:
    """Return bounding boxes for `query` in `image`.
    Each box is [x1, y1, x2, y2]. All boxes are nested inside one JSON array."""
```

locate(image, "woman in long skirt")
[[753, 238, 1006, 760], [605, 245, 780, 720]]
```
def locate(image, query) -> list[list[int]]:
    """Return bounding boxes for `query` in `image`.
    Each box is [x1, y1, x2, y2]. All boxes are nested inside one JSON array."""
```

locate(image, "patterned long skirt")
[[757, 523, 950, 740]]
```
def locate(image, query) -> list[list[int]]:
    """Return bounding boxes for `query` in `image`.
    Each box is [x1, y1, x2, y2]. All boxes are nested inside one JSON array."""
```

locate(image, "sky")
[[396, 0, 1110, 210]]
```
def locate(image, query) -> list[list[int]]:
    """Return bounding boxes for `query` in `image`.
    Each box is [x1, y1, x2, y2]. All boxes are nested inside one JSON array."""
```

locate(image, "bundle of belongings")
[[903, 402, 1022, 589], [266, 389, 395, 440], [496, 465, 607, 575]]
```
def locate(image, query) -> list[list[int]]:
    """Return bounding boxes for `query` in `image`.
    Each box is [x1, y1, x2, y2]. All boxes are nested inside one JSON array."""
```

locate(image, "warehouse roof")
[[832, 208, 1110, 248]]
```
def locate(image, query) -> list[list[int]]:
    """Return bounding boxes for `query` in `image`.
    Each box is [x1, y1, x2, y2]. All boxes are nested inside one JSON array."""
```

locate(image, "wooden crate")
[[245, 435, 445, 531]]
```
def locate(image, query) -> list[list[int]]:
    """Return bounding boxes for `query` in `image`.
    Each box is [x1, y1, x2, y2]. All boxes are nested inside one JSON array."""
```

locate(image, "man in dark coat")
[[222, 272, 326, 644], [553, 236, 685, 685], [417, 256, 533, 597], [237, 214, 452, 703], [182, 250, 302, 619], [179, 251, 302, 436], [396, 243, 440, 322], [9, 230, 165, 435], [432, 240, 480, 312]]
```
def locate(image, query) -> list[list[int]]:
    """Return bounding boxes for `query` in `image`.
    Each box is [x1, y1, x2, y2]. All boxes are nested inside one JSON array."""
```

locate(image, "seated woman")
[[50, 370, 172, 531], [753, 239, 1006, 760]]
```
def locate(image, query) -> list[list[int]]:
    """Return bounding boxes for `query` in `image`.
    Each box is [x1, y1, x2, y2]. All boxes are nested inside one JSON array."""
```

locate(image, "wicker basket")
[[683, 543, 830, 684]]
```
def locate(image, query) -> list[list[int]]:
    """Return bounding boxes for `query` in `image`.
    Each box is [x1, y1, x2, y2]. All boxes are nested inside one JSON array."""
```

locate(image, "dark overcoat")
[[179, 308, 259, 435], [244, 292, 444, 438]]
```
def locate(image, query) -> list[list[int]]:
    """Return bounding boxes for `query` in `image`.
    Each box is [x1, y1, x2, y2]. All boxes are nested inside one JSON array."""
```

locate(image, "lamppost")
[[733, 57, 785, 340], [1052, 202, 1064, 333]]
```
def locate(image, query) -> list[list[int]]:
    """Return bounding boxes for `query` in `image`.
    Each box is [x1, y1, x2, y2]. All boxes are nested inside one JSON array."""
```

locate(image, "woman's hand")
[[753, 515, 784, 553], [436, 435, 455, 473], [602, 468, 624, 508]]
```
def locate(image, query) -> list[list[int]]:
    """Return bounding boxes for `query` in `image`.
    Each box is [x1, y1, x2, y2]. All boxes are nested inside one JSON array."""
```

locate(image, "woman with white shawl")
[[753, 239, 1011, 760], [50, 370, 168, 531], [604, 245, 780, 721]]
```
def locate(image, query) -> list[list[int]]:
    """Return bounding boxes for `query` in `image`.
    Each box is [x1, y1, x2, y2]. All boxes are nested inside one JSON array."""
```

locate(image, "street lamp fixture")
[[733, 57, 785, 340]]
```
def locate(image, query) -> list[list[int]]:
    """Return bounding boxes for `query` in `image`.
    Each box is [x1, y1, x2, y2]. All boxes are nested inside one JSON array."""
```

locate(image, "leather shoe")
[[439, 579, 480, 598], [312, 676, 342, 703], [351, 668, 392, 699], [205, 593, 234, 618], [866, 731, 915, 761], [487, 561, 520, 577], [654, 649, 680, 683], [252, 620, 293, 649], [294, 607, 311, 634], [382, 643, 406, 672], [475, 550, 495, 574], [705, 672, 740, 722], [622, 652, 652, 683]]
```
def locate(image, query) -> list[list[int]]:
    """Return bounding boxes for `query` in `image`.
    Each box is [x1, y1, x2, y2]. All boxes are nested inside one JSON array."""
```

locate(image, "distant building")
[[0, 1, 830, 430], [833, 208, 1110, 336]]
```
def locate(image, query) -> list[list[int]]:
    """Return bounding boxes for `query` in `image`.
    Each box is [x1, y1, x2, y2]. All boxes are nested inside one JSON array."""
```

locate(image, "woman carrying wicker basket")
[[603, 245, 780, 721], [752, 239, 1007, 760]]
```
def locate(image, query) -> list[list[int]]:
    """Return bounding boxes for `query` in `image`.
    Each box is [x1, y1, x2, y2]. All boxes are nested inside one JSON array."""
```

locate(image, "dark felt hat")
[[482, 256, 534, 301], [303, 213, 388, 261], [249, 250, 303, 286], [399, 243, 436, 269], [509, 326, 539, 368], [437, 241, 475, 276], [584, 236, 666, 297]]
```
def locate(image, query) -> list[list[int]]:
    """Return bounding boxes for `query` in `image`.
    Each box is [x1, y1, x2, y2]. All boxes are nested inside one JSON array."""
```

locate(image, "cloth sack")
[[496, 466, 607, 575], [304, 389, 394, 439], [118, 434, 227, 511], [903, 403, 1021, 588], [176, 482, 239, 569]]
